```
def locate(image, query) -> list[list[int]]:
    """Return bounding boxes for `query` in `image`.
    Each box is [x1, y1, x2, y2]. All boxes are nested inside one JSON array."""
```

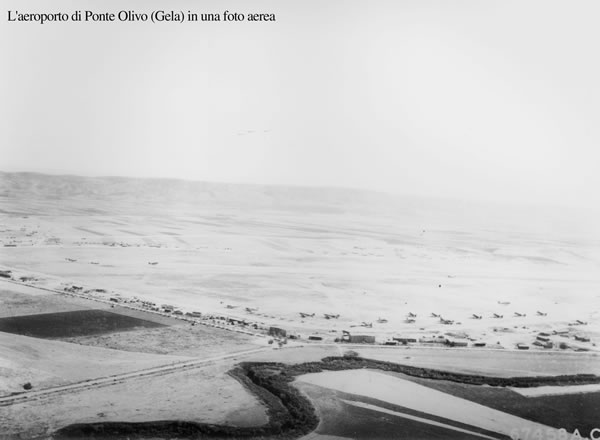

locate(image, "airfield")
[[1, 172, 600, 439]]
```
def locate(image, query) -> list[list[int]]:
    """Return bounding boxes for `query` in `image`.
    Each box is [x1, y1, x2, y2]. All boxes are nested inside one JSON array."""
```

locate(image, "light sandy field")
[[0, 331, 192, 395], [1, 363, 268, 439], [2, 172, 599, 354], [297, 369, 564, 439], [349, 345, 600, 376], [511, 383, 600, 397], [0, 284, 114, 318]]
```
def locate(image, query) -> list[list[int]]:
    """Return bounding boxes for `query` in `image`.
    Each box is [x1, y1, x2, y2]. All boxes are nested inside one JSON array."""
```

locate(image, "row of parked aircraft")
[[475, 311, 547, 319], [422, 310, 549, 322], [298, 312, 340, 319], [276, 309, 549, 324]]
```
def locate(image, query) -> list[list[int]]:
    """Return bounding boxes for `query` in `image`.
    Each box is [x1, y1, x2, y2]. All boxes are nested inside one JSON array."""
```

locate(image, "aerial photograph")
[[1, 1, 600, 439]]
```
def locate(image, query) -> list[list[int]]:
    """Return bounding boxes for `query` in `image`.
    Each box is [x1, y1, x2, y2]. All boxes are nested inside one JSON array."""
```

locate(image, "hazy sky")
[[2, 0, 599, 208]]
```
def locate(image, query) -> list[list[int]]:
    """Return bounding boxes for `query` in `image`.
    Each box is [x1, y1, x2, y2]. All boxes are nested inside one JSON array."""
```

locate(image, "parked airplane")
[[498, 301, 510, 305], [405, 318, 416, 323], [431, 313, 441, 318], [493, 313, 504, 318], [299, 312, 315, 318], [324, 314, 340, 319], [514, 312, 526, 317], [536, 311, 548, 316], [245, 307, 258, 313], [472, 314, 482, 319], [377, 318, 388, 324], [440, 317, 454, 325], [65, 258, 77, 262], [148, 262, 158, 265], [226, 304, 238, 309], [361, 322, 373, 328], [407, 312, 417, 318]]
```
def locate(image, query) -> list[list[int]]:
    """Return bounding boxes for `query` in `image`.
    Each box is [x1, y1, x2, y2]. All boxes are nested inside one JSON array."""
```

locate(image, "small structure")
[[268, 326, 287, 338], [420, 335, 446, 344], [348, 335, 375, 344], [393, 337, 417, 344], [445, 338, 468, 347], [575, 335, 591, 342], [516, 343, 530, 350]]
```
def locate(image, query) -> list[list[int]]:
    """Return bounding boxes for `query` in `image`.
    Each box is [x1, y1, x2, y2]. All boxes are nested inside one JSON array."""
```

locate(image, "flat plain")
[[1, 172, 599, 439]]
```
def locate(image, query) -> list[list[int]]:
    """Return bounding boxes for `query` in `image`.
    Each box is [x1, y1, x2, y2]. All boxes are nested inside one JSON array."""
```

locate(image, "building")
[[393, 337, 417, 344], [420, 335, 446, 344], [348, 335, 375, 344], [268, 326, 287, 338], [445, 338, 468, 347]]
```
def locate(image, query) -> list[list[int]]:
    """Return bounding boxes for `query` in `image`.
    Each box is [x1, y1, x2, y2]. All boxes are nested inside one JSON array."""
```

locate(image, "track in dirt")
[[0, 347, 268, 407]]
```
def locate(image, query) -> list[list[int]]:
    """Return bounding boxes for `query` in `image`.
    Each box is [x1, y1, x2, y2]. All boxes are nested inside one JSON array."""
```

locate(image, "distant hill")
[[0, 171, 597, 239], [0, 171, 402, 215]]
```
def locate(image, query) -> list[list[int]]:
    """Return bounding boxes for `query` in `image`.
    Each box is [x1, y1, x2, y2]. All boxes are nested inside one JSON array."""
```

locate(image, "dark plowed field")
[[0, 309, 165, 338]]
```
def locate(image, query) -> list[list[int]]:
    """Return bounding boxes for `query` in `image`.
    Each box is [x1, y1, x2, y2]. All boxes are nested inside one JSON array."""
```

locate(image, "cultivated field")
[[2, 363, 268, 440], [296, 369, 600, 439]]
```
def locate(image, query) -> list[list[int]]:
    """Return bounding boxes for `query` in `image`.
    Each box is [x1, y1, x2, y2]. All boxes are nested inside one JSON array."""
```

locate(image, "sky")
[[1, 0, 599, 209]]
